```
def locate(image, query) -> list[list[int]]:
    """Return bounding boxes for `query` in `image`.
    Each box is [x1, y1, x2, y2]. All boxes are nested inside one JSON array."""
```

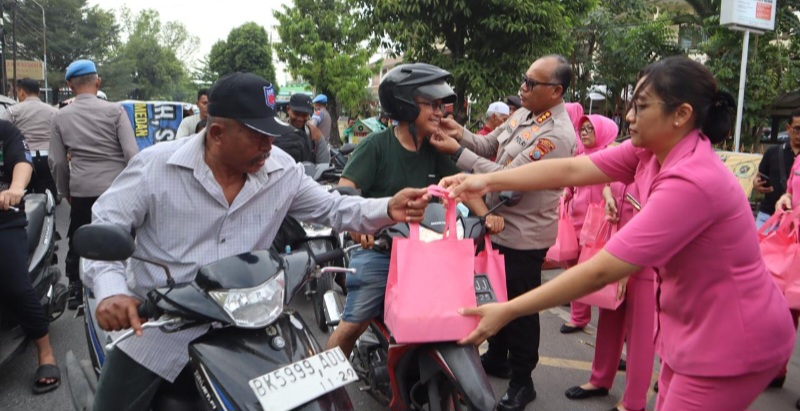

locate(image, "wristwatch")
[[451, 146, 465, 163]]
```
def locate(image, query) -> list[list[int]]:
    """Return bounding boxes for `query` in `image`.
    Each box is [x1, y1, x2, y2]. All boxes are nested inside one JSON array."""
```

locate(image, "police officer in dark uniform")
[[0, 119, 60, 393]]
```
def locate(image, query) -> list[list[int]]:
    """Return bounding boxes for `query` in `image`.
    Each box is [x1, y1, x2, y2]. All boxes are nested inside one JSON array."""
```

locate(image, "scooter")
[[0, 189, 66, 368], [66, 223, 358, 411], [322, 193, 519, 411]]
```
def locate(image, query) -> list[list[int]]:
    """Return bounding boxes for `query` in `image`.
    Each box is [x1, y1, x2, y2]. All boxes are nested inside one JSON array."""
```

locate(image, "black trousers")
[[66, 196, 99, 283], [0, 224, 49, 340], [28, 154, 58, 199], [484, 243, 548, 388]]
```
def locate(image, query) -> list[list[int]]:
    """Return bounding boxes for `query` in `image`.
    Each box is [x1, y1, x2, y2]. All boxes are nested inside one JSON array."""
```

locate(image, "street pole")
[[11, 0, 16, 100], [30, 0, 47, 103], [733, 29, 750, 154]]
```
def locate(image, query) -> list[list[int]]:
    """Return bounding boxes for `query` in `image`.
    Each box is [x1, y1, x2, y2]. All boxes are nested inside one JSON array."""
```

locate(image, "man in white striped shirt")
[[84, 72, 430, 411]]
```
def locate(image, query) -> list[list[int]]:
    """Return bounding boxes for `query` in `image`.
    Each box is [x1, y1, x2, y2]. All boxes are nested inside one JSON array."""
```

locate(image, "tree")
[[11, 0, 120, 100], [354, 0, 595, 115], [274, 0, 378, 146], [698, 0, 800, 147], [208, 22, 276, 83], [100, 8, 194, 101]]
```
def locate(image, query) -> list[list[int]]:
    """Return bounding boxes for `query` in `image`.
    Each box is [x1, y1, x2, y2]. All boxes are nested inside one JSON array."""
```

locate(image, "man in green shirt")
[[326, 63, 503, 356]]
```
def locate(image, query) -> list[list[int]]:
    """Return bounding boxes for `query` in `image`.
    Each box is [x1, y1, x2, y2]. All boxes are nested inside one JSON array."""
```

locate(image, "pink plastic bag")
[[546, 197, 580, 264], [576, 220, 624, 310], [475, 234, 508, 303], [384, 186, 478, 343], [579, 202, 605, 246], [759, 209, 800, 306]]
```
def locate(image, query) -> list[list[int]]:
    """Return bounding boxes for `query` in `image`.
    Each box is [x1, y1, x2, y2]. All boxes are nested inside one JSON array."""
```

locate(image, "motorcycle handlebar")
[[312, 248, 345, 265], [137, 300, 161, 320]]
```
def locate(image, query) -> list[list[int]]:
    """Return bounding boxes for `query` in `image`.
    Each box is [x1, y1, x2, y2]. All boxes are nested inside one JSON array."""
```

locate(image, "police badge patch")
[[528, 138, 556, 161], [264, 85, 276, 109]]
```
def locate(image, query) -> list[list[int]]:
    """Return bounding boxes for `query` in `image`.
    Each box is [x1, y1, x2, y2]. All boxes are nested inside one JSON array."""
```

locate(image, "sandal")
[[33, 364, 61, 394]]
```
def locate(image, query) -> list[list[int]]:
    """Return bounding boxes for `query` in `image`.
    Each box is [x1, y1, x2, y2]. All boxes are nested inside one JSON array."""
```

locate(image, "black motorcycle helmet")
[[378, 63, 457, 122]]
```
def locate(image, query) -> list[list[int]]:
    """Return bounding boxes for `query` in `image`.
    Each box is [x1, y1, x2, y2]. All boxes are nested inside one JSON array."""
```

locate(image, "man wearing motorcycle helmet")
[[326, 63, 503, 357]]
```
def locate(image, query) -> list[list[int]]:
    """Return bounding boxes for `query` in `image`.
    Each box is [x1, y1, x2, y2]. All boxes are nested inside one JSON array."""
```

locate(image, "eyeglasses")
[[630, 100, 666, 117], [790, 126, 800, 134], [579, 126, 594, 135], [416, 100, 447, 113], [520, 74, 560, 91]]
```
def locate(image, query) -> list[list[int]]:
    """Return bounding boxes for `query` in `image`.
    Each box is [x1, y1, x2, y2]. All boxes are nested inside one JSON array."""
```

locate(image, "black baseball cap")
[[207, 72, 294, 137], [288, 94, 313, 114]]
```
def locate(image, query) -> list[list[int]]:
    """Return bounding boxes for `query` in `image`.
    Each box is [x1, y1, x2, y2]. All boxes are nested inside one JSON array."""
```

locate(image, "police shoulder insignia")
[[535, 111, 552, 124], [529, 138, 556, 161]]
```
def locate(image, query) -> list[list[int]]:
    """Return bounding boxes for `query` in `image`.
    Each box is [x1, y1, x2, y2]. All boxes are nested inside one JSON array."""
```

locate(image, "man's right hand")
[[349, 232, 375, 249], [96, 295, 145, 336], [754, 175, 774, 194], [438, 118, 464, 141]]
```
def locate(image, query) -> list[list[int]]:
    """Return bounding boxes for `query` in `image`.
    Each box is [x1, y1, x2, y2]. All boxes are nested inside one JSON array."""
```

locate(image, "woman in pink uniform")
[[565, 181, 656, 411], [442, 56, 795, 411], [561, 115, 619, 334]]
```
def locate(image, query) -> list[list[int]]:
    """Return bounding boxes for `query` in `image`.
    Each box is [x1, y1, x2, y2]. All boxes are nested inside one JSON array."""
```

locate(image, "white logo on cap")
[[264, 85, 276, 109]]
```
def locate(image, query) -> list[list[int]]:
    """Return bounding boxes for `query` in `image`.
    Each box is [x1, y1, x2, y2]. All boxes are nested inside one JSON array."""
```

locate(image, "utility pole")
[[11, 0, 16, 100], [30, 0, 47, 103]]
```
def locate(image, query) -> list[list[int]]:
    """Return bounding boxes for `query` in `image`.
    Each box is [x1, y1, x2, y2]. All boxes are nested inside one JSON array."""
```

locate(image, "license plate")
[[249, 347, 357, 411]]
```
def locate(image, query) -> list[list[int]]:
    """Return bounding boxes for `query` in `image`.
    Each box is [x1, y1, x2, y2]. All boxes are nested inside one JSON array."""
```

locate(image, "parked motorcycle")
[[66, 223, 358, 411], [0, 190, 66, 369], [322, 193, 520, 411], [329, 144, 355, 174]]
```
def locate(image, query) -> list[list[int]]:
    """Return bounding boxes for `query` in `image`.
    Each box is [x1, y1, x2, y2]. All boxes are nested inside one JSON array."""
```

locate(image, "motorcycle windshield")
[[194, 250, 282, 290]]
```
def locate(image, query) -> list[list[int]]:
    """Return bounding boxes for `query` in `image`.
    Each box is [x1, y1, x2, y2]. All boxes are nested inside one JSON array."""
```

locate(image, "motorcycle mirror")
[[499, 191, 522, 207], [339, 144, 356, 155], [330, 186, 360, 197], [72, 223, 135, 261]]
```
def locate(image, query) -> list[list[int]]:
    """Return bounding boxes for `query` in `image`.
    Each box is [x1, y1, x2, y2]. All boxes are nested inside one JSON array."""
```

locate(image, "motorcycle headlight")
[[209, 271, 285, 328]]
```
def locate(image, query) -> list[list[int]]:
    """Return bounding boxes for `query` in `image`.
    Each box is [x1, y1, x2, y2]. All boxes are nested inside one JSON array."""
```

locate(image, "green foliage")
[[354, 0, 595, 113], [569, 1, 682, 120], [208, 22, 276, 84], [274, 0, 378, 146], [100, 8, 194, 101], [10, 0, 120, 99], [699, 0, 800, 147]]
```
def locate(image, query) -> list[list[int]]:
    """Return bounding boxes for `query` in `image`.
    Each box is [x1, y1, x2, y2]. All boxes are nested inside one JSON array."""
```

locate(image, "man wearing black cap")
[[83, 71, 431, 411], [272, 93, 330, 164]]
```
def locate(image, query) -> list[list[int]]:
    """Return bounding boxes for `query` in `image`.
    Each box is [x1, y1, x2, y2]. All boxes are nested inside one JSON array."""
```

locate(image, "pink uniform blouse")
[[787, 156, 800, 210], [590, 130, 795, 377]]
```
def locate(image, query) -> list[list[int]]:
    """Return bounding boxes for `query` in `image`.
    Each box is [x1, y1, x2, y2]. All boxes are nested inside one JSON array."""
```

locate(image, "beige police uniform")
[[456, 101, 576, 250]]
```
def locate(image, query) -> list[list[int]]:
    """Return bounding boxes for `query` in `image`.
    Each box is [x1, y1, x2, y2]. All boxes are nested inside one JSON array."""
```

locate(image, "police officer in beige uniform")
[[431, 54, 576, 411], [2, 78, 58, 198], [49, 59, 139, 309]]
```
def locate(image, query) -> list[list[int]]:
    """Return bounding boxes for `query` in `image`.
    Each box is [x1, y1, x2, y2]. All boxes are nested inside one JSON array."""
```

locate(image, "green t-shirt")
[[342, 127, 461, 198]]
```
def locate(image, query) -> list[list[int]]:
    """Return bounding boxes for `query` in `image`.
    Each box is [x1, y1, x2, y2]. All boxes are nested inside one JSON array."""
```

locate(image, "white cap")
[[486, 101, 510, 116]]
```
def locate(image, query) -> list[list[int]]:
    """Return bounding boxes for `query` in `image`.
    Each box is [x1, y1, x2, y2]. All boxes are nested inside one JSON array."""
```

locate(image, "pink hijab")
[[576, 114, 618, 155], [564, 103, 584, 134]]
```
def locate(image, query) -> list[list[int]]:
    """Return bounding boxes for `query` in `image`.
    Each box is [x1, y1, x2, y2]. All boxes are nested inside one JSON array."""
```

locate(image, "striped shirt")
[[83, 132, 393, 381]]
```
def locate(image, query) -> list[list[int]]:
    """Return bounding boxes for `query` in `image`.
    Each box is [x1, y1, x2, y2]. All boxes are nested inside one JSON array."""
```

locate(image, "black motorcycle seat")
[[24, 194, 47, 255]]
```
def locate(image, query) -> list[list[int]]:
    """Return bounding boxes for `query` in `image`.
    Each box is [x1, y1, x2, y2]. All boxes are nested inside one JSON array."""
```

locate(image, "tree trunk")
[[328, 93, 342, 148]]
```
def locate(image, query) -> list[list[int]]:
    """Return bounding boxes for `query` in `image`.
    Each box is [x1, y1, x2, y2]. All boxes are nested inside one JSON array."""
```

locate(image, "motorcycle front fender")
[[421, 343, 497, 411], [189, 312, 353, 411]]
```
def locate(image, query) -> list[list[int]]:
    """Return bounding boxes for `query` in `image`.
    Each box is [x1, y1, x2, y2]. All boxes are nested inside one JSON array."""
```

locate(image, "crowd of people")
[[0, 50, 798, 411]]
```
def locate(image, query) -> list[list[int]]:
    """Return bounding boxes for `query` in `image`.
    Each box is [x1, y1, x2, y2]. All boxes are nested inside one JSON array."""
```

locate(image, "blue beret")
[[312, 94, 328, 104], [65, 59, 97, 81]]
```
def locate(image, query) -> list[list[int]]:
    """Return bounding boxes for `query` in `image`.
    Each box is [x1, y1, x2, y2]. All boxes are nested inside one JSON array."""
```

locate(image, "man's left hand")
[[307, 122, 324, 142], [388, 188, 431, 223], [429, 131, 460, 155], [485, 214, 505, 234], [0, 187, 25, 210]]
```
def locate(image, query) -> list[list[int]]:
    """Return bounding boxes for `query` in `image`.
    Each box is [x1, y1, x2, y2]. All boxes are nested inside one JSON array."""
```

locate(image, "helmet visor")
[[413, 81, 457, 104]]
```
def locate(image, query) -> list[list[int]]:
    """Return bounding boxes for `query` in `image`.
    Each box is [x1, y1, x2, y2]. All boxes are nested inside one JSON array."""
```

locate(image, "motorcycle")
[[66, 223, 358, 411], [329, 144, 355, 174], [0, 189, 66, 369], [322, 193, 520, 411]]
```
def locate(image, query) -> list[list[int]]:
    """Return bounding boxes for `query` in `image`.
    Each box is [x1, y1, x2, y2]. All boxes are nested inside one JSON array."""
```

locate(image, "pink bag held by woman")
[[383, 186, 478, 343], [760, 209, 800, 306], [546, 197, 580, 264], [576, 220, 624, 310]]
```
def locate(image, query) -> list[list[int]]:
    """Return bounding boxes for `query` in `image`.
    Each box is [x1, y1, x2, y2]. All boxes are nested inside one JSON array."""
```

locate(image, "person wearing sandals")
[[0, 119, 60, 394], [445, 56, 795, 411]]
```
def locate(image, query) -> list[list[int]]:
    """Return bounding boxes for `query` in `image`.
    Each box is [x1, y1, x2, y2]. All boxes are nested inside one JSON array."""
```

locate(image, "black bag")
[[273, 130, 315, 163]]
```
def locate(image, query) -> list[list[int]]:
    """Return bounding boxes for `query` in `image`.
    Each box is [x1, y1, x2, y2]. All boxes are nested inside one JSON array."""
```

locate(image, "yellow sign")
[[716, 150, 762, 198], [5, 60, 44, 81]]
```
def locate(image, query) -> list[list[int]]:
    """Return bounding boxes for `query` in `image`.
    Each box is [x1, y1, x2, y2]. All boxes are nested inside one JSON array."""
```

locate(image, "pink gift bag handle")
[[408, 186, 458, 241]]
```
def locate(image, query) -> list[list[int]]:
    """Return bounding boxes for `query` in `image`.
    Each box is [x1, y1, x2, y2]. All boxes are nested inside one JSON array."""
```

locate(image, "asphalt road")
[[1, 201, 798, 411]]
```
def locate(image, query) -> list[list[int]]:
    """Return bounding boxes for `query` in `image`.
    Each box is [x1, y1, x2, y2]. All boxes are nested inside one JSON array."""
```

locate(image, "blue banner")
[[121, 101, 184, 151]]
